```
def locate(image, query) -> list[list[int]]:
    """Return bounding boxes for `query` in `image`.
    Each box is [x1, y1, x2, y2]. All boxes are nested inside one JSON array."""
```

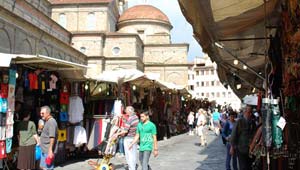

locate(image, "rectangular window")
[[206, 81, 209, 87], [189, 85, 194, 90], [217, 81, 220, 86], [228, 92, 232, 98], [196, 82, 200, 87], [206, 93, 209, 97], [217, 92, 220, 97], [211, 81, 214, 86], [206, 70, 209, 75], [211, 69, 214, 75], [211, 92, 215, 98], [222, 92, 226, 98], [87, 12, 96, 30], [201, 70, 204, 75], [188, 74, 191, 80], [59, 13, 67, 28], [192, 75, 194, 80], [196, 71, 199, 76], [201, 82, 204, 87], [196, 93, 199, 96], [201, 93, 204, 96]]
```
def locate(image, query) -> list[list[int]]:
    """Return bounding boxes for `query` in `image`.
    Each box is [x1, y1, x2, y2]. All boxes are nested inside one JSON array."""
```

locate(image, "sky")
[[127, 0, 204, 62]]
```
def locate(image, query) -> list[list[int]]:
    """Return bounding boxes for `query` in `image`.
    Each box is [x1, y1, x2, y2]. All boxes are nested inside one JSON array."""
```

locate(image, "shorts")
[[40, 152, 54, 170]]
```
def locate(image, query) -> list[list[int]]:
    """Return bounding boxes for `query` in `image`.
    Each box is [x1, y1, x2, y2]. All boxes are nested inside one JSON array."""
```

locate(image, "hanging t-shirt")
[[49, 74, 58, 89], [111, 100, 122, 117], [28, 72, 38, 90], [137, 121, 157, 151], [5, 138, 12, 154], [68, 96, 84, 123], [0, 84, 8, 99], [73, 126, 87, 147], [60, 92, 69, 104]]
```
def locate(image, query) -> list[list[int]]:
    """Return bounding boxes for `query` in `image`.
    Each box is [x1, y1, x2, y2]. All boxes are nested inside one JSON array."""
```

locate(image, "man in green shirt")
[[129, 111, 158, 170]]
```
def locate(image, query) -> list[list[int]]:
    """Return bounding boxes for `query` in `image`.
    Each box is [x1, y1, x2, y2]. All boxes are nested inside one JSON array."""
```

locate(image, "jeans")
[[226, 144, 237, 170], [40, 152, 54, 170], [124, 137, 137, 170], [139, 151, 152, 170], [118, 137, 125, 154]]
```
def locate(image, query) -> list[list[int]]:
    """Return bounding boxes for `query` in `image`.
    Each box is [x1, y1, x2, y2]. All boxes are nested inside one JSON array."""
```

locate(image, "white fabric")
[[73, 126, 87, 147], [5, 125, 13, 139], [0, 127, 5, 140], [187, 114, 194, 125], [197, 114, 206, 126], [6, 110, 14, 125], [68, 96, 84, 123], [112, 100, 122, 117], [124, 137, 137, 170]]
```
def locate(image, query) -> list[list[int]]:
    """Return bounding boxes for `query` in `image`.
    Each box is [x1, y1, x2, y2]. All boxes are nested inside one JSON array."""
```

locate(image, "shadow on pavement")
[[194, 131, 227, 170]]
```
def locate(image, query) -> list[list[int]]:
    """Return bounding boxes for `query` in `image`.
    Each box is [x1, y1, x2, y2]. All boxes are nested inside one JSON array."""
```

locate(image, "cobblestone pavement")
[[55, 130, 227, 170]]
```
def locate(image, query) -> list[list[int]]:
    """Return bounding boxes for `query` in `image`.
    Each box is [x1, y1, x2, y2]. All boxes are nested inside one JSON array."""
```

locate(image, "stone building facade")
[[50, 1, 189, 86], [188, 55, 241, 110], [0, 0, 188, 86]]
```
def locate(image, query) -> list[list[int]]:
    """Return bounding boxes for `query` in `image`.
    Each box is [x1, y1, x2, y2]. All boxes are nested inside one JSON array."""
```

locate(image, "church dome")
[[119, 5, 171, 25]]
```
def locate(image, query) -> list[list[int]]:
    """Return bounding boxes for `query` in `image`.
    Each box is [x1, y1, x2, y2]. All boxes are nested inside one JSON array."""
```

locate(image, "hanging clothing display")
[[111, 100, 122, 117], [73, 126, 87, 147], [68, 96, 84, 123], [87, 119, 109, 150]]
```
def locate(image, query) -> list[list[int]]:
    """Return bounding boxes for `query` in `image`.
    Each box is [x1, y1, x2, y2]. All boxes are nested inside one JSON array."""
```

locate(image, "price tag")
[[277, 117, 286, 130]]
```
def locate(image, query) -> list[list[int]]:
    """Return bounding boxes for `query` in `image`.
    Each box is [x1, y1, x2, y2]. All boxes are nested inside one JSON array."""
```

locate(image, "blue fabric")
[[0, 98, 8, 113], [40, 152, 54, 170], [59, 112, 68, 122], [118, 137, 125, 154], [35, 145, 41, 160], [226, 143, 238, 170], [9, 69, 16, 86], [5, 138, 12, 153], [212, 112, 220, 121]]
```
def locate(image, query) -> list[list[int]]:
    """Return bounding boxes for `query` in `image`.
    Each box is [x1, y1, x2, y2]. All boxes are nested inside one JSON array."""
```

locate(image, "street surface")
[[56, 130, 227, 170]]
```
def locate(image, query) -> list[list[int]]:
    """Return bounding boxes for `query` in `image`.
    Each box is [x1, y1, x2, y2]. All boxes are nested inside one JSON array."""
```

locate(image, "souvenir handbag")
[[58, 129, 67, 142], [59, 112, 68, 122], [0, 140, 6, 159]]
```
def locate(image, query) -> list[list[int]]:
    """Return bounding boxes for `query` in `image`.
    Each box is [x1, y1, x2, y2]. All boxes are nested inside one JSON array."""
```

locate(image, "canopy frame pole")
[[215, 42, 265, 80]]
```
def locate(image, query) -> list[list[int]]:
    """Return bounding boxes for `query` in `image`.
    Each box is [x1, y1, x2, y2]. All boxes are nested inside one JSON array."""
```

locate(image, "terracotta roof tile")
[[119, 5, 170, 24]]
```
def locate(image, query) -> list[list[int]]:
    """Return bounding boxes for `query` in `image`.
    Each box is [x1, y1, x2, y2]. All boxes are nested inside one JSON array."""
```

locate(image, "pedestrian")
[[212, 108, 221, 135], [187, 111, 195, 135], [118, 106, 139, 170], [196, 109, 207, 146], [222, 111, 238, 170], [39, 106, 58, 170], [230, 105, 256, 170], [17, 110, 39, 170], [129, 111, 158, 170], [116, 110, 128, 158]]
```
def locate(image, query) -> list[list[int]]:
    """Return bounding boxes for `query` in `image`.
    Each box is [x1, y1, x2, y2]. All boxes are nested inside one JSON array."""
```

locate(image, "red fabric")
[[0, 84, 8, 98], [28, 73, 38, 90], [98, 119, 103, 144], [0, 140, 6, 159], [60, 92, 69, 104]]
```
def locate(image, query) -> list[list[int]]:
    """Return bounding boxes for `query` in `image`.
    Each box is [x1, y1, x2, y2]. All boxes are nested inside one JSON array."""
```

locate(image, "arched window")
[[59, 13, 67, 28], [87, 12, 96, 30]]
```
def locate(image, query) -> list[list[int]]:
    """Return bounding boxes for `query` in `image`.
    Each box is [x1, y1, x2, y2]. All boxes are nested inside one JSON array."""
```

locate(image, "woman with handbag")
[[17, 110, 39, 169]]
